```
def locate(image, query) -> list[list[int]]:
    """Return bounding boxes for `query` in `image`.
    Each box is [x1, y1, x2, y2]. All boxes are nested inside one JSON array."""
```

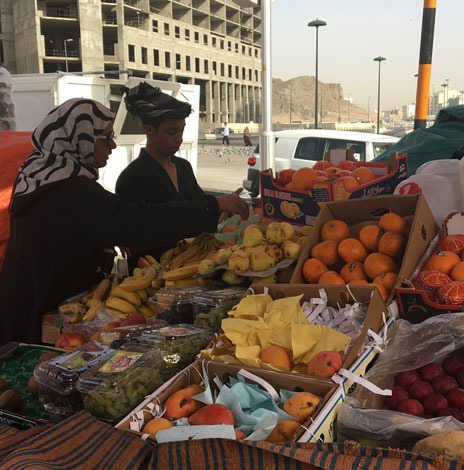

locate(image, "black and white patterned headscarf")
[[122, 82, 192, 123], [10, 98, 114, 214]]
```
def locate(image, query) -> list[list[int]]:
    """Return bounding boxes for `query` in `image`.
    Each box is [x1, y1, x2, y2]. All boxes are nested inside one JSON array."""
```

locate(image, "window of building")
[[204, 59, 208, 73], [175, 26, 180, 38], [220, 63, 224, 76], [220, 40, 224, 49], [255, 48, 258, 58], [185, 29, 190, 40], [164, 23, 169, 35], [195, 57, 200, 72], [235, 65, 239, 79], [228, 64, 232, 78], [153, 49, 159, 66], [152, 19, 158, 32], [235, 43, 238, 53], [194, 32, 199, 43], [140, 47, 147, 64], [176, 53, 181, 70], [242, 67, 246, 79], [242, 45, 245, 54], [212, 37, 216, 47], [128, 44, 135, 62], [249, 47, 252, 56], [228, 41, 231, 51], [165, 51, 171, 68], [186, 56, 191, 71], [248, 68, 252, 80], [0, 40, 4, 63], [212, 61, 217, 75], [203, 34, 208, 45], [255, 70, 258, 82]]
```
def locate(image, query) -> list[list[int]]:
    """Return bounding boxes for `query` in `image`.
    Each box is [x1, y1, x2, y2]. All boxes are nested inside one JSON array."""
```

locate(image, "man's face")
[[147, 119, 186, 157]]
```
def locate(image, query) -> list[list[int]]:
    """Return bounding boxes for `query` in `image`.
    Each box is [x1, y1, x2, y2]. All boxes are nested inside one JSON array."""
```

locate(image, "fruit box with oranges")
[[115, 359, 338, 444], [259, 153, 408, 226], [396, 213, 464, 323], [290, 194, 439, 305]]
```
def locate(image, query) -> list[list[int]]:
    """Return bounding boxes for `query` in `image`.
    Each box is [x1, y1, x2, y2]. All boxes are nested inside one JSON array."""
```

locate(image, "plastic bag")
[[337, 312, 464, 448]]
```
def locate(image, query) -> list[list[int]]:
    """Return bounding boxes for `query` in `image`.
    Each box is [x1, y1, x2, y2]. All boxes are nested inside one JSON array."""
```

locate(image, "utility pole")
[[289, 81, 292, 124]]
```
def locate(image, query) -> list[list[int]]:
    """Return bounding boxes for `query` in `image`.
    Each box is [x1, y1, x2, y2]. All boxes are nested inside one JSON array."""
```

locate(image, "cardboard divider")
[[290, 194, 439, 304], [116, 359, 337, 443]]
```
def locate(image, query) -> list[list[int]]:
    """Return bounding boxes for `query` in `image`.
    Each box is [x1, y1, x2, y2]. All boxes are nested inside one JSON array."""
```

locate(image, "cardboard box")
[[260, 153, 408, 226], [116, 359, 337, 443], [290, 194, 439, 304], [397, 213, 464, 322]]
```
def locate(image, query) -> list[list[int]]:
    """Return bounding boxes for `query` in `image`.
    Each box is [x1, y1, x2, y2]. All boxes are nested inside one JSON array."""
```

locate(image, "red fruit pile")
[[383, 354, 464, 421]]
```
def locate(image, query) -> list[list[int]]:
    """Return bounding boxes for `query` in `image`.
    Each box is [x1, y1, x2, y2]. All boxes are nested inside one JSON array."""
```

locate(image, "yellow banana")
[[133, 267, 144, 279], [105, 296, 138, 315], [58, 302, 87, 316], [105, 307, 129, 319], [146, 286, 157, 296], [165, 277, 199, 288], [137, 304, 155, 317], [82, 299, 102, 322], [144, 301, 158, 315], [144, 255, 161, 269], [137, 257, 151, 269], [92, 278, 112, 301], [151, 278, 165, 289], [111, 273, 119, 290], [110, 286, 142, 306], [120, 268, 156, 291], [137, 289, 148, 302], [163, 264, 199, 281]]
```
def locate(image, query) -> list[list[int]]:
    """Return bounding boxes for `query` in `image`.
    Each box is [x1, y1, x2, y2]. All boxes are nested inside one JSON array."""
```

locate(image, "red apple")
[[396, 399, 424, 417], [456, 368, 464, 388], [442, 356, 464, 376], [408, 381, 434, 402], [418, 363, 445, 382], [436, 407, 464, 421], [423, 414, 434, 419], [384, 387, 409, 410], [447, 388, 464, 410], [54, 333, 86, 351], [432, 375, 458, 395], [423, 394, 449, 415], [119, 314, 147, 327], [396, 370, 421, 389]]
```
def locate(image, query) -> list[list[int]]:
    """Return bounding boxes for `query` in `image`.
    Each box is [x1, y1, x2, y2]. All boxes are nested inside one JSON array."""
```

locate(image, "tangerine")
[[302, 258, 328, 283], [292, 167, 317, 190], [373, 272, 399, 292], [364, 252, 398, 280], [359, 225, 383, 252], [451, 262, 464, 281], [348, 279, 369, 286], [320, 220, 350, 242], [338, 175, 360, 191], [373, 284, 389, 302], [310, 240, 339, 266], [338, 238, 368, 263], [313, 161, 335, 171], [379, 212, 407, 234], [221, 225, 236, 233], [324, 167, 343, 178], [143, 418, 173, 436], [318, 271, 345, 285], [424, 251, 461, 276], [352, 167, 376, 185], [378, 231, 406, 259], [284, 182, 294, 190], [340, 261, 367, 283]]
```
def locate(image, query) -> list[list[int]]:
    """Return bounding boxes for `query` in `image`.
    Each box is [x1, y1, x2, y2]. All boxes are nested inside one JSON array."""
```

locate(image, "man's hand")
[[216, 188, 249, 221]]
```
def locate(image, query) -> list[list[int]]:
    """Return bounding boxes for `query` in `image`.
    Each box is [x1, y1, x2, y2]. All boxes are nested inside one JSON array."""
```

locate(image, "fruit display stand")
[[396, 212, 464, 322], [260, 153, 407, 226], [115, 359, 338, 443], [290, 193, 439, 304]]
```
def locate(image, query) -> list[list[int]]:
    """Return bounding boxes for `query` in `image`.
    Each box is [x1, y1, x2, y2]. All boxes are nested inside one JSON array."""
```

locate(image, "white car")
[[243, 129, 399, 196]]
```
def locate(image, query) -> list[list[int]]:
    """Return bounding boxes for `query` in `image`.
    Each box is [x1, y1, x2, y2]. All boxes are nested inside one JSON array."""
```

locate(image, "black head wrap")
[[122, 82, 192, 125]]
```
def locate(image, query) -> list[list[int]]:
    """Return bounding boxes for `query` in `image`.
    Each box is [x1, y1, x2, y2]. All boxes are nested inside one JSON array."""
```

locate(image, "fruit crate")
[[116, 359, 338, 444]]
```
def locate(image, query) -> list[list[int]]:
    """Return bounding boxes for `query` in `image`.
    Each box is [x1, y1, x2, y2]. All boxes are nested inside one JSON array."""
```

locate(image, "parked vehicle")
[[243, 129, 399, 196]]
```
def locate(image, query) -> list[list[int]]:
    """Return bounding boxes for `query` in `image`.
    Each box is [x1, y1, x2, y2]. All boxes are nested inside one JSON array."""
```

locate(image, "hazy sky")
[[272, 0, 464, 111]]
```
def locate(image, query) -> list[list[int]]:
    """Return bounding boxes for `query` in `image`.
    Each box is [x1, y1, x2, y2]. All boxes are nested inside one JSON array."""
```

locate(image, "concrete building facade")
[[0, 0, 262, 126]]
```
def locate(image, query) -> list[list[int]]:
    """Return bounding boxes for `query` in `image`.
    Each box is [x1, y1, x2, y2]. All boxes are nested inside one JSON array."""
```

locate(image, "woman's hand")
[[216, 188, 249, 221]]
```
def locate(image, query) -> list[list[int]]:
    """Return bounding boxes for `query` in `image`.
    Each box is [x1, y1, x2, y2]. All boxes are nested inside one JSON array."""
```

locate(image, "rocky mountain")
[[272, 76, 371, 124]]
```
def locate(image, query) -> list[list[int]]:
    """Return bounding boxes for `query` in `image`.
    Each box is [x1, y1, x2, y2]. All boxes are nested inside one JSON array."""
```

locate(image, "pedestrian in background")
[[243, 126, 252, 147], [222, 122, 230, 146]]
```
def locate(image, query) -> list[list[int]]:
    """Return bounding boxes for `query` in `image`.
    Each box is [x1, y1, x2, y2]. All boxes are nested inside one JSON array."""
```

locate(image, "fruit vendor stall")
[[4, 156, 464, 468]]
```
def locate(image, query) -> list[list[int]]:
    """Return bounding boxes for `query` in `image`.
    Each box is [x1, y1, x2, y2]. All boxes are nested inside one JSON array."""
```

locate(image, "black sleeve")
[[84, 180, 219, 247]]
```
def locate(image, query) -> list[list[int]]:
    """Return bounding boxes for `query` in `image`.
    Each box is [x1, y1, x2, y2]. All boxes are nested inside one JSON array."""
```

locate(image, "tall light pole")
[[367, 96, 371, 121], [64, 38, 74, 72], [373, 56, 386, 134], [308, 18, 327, 129], [441, 82, 448, 109]]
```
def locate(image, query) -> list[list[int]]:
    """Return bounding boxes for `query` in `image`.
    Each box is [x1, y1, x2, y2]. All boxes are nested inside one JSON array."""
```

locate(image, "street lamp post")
[[64, 38, 74, 72], [373, 56, 386, 134], [441, 82, 448, 109], [308, 18, 326, 129], [367, 96, 371, 121]]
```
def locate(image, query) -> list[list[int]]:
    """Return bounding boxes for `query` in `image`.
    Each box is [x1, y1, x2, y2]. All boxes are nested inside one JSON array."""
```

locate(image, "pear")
[[266, 244, 284, 263], [222, 271, 246, 285], [282, 240, 302, 259], [250, 275, 277, 285], [198, 259, 215, 274], [243, 244, 266, 257], [228, 252, 250, 273], [215, 248, 232, 266], [250, 251, 276, 272], [296, 236, 309, 246], [280, 222, 295, 241], [265, 222, 286, 244], [242, 226, 263, 248]]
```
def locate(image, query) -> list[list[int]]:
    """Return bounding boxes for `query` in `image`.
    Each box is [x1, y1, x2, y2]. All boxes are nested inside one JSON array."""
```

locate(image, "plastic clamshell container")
[[154, 287, 203, 324], [34, 341, 113, 420], [139, 324, 214, 376], [77, 342, 163, 423], [192, 287, 247, 330]]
